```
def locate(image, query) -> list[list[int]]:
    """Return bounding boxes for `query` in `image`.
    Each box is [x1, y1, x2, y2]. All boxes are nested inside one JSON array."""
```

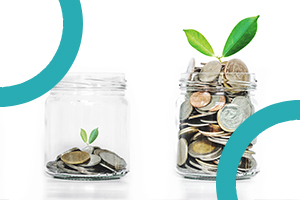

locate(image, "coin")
[[209, 95, 226, 112], [189, 138, 223, 161], [56, 147, 80, 161], [180, 100, 193, 121], [177, 138, 188, 166], [197, 95, 221, 111], [217, 104, 245, 132], [190, 111, 216, 118], [195, 158, 218, 169], [82, 146, 94, 154], [224, 58, 249, 87], [98, 149, 127, 171], [61, 151, 90, 165], [200, 119, 218, 124], [199, 61, 222, 82], [80, 154, 102, 167], [186, 58, 196, 73], [190, 91, 211, 108], [231, 96, 252, 118], [66, 164, 97, 175], [56, 161, 81, 174], [179, 127, 199, 137], [199, 129, 224, 137]]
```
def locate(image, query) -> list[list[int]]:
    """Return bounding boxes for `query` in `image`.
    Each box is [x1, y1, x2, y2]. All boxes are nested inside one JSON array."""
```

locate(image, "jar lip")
[[52, 72, 126, 91], [179, 72, 257, 91]]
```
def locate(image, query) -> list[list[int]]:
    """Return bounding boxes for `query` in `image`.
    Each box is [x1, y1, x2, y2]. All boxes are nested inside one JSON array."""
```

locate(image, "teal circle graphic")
[[216, 100, 300, 200], [0, 0, 83, 107]]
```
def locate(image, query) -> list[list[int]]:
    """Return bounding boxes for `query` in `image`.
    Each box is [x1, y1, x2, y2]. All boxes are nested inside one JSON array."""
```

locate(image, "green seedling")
[[184, 15, 259, 62], [80, 127, 99, 146]]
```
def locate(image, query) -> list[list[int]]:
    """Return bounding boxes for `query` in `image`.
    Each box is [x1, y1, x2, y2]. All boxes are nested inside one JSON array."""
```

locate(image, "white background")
[[0, 0, 300, 200]]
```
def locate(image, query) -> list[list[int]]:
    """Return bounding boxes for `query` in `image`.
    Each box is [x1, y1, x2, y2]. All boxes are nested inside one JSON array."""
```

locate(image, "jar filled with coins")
[[176, 58, 258, 180], [45, 73, 129, 180]]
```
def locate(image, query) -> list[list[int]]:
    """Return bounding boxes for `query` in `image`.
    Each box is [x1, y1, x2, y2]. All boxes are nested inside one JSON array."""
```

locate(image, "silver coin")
[[99, 162, 116, 172], [180, 100, 193, 121], [46, 161, 58, 173], [207, 137, 228, 146], [66, 163, 97, 175], [200, 119, 218, 124], [177, 138, 188, 166], [80, 154, 101, 167], [189, 160, 203, 170], [99, 149, 127, 171], [82, 146, 94, 154], [197, 95, 221, 111], [188, 112, 216, 119], [56, 161, 81, 174], [94, 148, 102, 156], [217, 104, 245, 132], [186, 58, 196, 73], [185, 163, 202, 173], [238, 156, 257, 172], [186, 123, 209, 127], [179, 127, 199, 137], [199, 61, 222, 82], [199, 130, 224, 137], [195, 158, 218, 169], [231, 96, 253, 118]]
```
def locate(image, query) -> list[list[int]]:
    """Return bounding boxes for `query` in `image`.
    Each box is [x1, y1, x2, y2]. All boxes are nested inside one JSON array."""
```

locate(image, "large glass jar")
[[176, 59, 258, 180], [45, 73, 129, 180]]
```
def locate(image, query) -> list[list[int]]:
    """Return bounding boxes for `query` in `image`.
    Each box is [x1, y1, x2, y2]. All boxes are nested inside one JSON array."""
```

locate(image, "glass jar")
[[176, 63, 258, 180], [45, 73, 129, 180]]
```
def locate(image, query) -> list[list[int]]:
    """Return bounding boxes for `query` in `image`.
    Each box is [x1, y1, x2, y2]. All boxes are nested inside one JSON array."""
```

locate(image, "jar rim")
[[179, 72, 257, 92], [52, 72, 126, 91]]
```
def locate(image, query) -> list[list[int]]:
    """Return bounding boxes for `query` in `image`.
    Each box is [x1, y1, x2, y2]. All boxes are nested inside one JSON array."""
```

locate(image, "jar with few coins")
[[176, 58, 258, 180], [45, 73, 129, 180]]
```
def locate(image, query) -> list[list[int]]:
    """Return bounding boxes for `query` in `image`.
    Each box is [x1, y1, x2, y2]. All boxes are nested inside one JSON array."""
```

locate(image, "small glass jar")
[[176, 66, 258, 180], [45, 73, 129, 180]]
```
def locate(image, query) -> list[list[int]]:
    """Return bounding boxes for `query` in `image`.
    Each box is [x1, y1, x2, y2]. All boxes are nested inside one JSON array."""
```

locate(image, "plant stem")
[[215, 56, 222, 63]]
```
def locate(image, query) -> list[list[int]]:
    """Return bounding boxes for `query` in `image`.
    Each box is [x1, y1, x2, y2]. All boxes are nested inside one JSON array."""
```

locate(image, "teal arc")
[[216, 100, 300, 199], [0, 0, 83, 107]]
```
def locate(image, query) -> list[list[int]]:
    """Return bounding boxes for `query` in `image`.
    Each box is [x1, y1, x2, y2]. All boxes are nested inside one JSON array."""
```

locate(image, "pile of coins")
[[46, 146, 127, 179], [177, 58, 257, 179]]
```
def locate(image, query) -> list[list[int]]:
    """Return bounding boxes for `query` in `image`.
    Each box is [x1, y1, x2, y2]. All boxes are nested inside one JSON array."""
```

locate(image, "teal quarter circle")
[[0, 0, 83, 107], [216, 100, 300, 200]]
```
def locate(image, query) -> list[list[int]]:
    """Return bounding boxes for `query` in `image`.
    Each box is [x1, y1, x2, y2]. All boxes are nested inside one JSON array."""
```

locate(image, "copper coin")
[[209, 95, 226, 112], [190, 91, 211, 108], [61, 151, 90, 165]]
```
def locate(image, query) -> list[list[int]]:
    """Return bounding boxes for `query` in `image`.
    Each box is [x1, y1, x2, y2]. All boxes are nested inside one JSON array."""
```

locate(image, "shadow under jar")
[[45, 73, 129, 180], [176, 71, 258, 180]]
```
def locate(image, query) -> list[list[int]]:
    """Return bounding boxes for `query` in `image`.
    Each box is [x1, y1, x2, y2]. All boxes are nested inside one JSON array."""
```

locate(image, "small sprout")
[[80, 127, 99, 146], [184, 15, 259, 62]]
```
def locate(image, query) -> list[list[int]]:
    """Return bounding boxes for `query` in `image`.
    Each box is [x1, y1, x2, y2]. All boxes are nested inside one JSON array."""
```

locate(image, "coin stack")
[[177, 58, 258, 179], [46, 146, 127, 179]]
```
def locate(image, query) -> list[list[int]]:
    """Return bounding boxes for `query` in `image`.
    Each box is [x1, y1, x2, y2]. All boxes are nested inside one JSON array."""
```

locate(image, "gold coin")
[[61, 151, 90, 165], [209, 124, 222, 132], [209, 95, 226, 112], [190, 91, 211, 108], [191, 139, 216, 154]]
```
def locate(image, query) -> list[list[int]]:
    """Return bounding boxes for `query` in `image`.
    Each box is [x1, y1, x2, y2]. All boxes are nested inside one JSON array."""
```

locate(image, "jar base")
[[176, 166, 259, 180], [46, 169, 129, 181]]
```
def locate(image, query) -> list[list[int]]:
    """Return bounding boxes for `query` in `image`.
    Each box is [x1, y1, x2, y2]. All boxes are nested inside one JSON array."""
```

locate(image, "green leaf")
[[183, 29, 215, 57], [89, 128, 99, 144], [80, 129, 87, 143], [222, 15, 259, 57]]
